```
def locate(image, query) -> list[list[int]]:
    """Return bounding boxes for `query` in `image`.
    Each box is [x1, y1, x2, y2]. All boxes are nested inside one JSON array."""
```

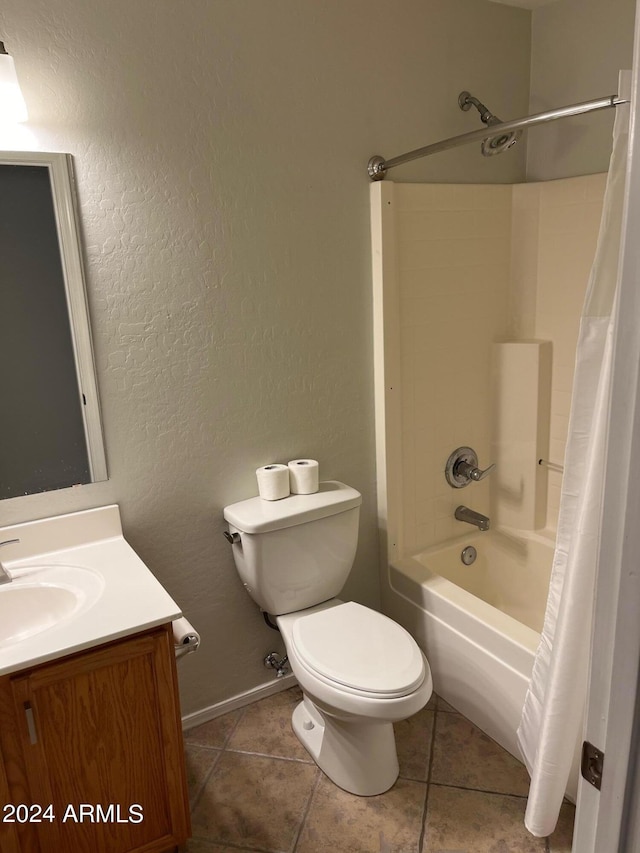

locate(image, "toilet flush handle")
[[224, 531, 241, 544]]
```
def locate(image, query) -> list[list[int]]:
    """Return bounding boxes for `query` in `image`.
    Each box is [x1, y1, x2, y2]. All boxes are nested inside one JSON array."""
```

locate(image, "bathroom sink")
[[0, 505, 182, 677], [0, 565, 104, 648]]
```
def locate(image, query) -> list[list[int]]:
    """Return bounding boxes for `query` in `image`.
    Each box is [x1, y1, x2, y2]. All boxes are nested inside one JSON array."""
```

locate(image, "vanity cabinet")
[[0, 625, 190, 853]]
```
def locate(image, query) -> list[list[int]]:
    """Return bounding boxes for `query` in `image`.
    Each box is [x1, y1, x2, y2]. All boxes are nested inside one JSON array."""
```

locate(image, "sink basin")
[[0, 505, 183, 676], [0, 565, 104, 648]]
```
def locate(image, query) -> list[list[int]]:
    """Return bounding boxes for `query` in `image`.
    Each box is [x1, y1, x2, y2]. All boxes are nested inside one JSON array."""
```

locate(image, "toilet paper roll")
[[288, 459, 319, 494], [256, 464, 290, 500], [172, 617, 200, 659]]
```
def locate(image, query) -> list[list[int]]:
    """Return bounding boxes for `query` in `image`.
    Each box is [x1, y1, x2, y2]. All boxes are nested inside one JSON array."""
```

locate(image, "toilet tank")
[[223, 481, 362, 615]]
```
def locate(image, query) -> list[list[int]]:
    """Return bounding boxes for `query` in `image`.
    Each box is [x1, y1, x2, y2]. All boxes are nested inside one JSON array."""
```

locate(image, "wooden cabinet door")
[[9, 627, 190, 853], [0, 730, 21, 853]]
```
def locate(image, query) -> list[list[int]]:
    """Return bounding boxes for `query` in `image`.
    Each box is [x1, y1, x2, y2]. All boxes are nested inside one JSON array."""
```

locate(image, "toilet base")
[[291, 696, 399, 796]]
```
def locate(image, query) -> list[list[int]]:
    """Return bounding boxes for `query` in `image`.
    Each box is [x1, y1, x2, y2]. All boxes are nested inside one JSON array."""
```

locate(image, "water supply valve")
[[264, 652, 290, 678]]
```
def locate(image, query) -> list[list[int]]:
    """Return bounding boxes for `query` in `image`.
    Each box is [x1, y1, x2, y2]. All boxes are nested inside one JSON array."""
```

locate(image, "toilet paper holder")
[[172, 617, 200, 659], [174, 634, 200, 657]]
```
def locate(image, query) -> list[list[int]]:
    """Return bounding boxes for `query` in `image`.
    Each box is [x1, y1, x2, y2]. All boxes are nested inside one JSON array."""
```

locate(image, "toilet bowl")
[[277, 600, 432, 795], [223, 481, 433, 796]]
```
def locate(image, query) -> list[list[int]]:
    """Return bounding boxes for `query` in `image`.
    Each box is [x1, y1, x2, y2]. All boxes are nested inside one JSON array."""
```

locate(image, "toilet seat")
[[290, 601, 425, 698]]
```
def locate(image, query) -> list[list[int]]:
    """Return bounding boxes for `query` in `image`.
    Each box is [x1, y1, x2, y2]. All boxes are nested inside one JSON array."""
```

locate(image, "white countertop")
[[0, 505, 182, 677]]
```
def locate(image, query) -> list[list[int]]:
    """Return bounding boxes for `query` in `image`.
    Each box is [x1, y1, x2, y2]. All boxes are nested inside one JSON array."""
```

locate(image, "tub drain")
[[461, 546, 477, 565]]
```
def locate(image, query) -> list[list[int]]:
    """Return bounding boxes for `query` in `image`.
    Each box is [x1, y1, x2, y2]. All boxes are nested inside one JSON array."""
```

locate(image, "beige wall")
[[0, 0, 531, 716], [527, 0, 636, 180]]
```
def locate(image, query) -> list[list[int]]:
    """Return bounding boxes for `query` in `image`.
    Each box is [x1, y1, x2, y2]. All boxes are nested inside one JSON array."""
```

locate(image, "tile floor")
[[183, 687, 575, 853]]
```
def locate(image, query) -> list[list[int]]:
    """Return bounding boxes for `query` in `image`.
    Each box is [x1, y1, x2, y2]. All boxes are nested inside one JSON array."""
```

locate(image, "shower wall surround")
[[510, 175, 607, 527], [492, 340, 551, 531], [391, 183, 511, 555], [373, 174, 606, 560]]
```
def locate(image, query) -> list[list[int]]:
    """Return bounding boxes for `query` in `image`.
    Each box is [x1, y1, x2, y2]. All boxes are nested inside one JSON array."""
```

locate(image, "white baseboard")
[[181, 673, 298, 731]]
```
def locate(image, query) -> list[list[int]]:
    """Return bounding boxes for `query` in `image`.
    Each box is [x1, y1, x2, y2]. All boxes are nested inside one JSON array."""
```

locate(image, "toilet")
[[223, 480, 432, 796]]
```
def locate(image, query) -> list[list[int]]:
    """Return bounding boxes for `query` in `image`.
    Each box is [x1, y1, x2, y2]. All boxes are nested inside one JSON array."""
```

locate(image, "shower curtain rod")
[[368, 94, 629, 180]]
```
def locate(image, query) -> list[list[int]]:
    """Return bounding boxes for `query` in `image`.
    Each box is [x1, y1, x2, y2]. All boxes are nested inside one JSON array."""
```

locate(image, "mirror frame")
[[1, 150, 107, 487]]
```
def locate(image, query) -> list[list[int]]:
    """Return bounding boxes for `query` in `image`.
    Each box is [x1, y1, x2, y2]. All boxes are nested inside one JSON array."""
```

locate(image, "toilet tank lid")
[[223, 481, 362, 534]]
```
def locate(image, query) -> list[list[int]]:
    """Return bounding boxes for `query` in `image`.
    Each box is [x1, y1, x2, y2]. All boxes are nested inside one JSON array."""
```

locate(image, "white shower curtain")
[[516, 72, 631, 838]]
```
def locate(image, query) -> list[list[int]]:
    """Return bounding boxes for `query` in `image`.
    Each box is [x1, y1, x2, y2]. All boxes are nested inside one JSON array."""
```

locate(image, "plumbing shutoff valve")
[[264, 652, 290, 678]]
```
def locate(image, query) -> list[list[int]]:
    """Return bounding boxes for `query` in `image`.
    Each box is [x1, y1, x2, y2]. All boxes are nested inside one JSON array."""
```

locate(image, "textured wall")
[[527, 0, 636, 180], [0, 0, 530, 716]]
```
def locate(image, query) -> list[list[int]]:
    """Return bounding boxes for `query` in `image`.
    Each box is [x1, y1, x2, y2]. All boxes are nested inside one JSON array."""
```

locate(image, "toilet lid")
[[291, 602, 425, 696]]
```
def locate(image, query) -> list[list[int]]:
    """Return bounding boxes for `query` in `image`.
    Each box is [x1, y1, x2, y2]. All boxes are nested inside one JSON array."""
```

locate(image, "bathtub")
[[385, 527, 554, 762]]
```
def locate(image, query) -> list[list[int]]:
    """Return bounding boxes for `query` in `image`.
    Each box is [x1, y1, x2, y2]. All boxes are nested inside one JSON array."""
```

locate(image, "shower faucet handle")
[[457, 460, 496, 482], [445, 447, 496, 488]]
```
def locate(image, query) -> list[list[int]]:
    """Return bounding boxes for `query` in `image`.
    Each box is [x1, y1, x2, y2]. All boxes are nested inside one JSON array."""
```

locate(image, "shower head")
[[458, 91, 522, 157], [479, 115, 522, 157]]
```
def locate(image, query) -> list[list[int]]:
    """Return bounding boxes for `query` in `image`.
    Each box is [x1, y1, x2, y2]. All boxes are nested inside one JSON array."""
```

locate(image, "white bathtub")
[[386, 528, 554, 762]]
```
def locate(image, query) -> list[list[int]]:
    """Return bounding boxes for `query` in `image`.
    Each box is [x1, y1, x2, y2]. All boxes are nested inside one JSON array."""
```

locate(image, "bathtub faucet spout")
[[455, 506, 490, 531]]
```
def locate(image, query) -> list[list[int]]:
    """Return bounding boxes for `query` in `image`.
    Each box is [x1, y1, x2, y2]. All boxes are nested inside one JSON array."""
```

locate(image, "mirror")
[[0, 151, 107, 499]]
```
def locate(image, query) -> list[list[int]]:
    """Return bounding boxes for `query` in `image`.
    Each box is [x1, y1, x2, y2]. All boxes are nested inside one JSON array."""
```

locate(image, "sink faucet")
[[0, 539, 20, 585], [455, 506, 490, 532]]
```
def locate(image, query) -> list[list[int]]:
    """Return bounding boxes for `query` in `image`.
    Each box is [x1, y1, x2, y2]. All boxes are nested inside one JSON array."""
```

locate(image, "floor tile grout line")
[[418, 699, 440, 853], [187, 706, 250, 815], [426, 703, 438, 785], [185, 704, 250, 752], [291, 768, 323, 853], [222, 704, 250, 749], [398, 771, 430, 783], [183, 741, 225, 752], [188, 747, 224, 813], [429, 780, 530, 800], [417, 779, 430, 853], [223, 747, 315, 764], [429, 700, 531, 800], [188, 744, 322, 830], [205, 747, 316, 767]]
